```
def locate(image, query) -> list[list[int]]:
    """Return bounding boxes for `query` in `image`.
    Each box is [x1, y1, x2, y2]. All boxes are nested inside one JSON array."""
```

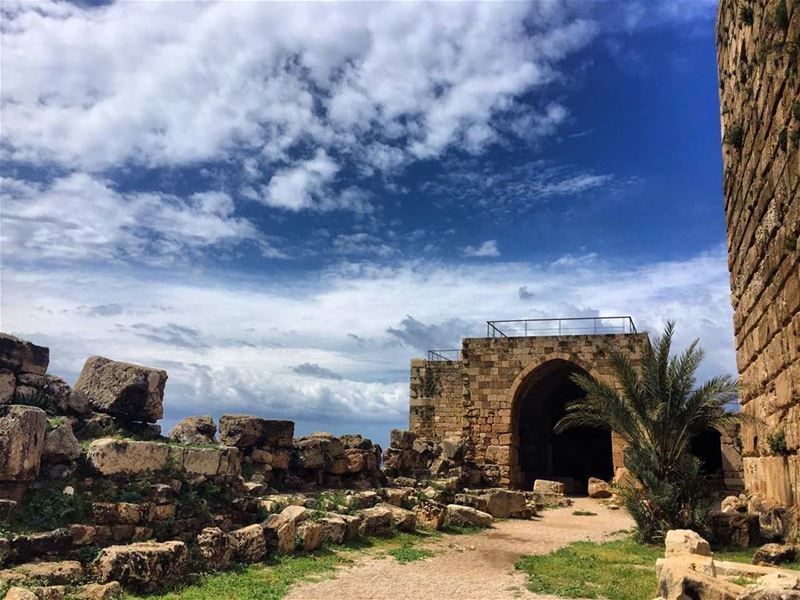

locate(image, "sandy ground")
[[285, 497, 635, 600]]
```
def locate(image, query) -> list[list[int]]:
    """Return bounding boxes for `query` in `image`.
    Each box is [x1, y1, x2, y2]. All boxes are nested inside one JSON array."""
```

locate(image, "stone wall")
[[408, 333, 651, 487], [717, 0, 800, 506]]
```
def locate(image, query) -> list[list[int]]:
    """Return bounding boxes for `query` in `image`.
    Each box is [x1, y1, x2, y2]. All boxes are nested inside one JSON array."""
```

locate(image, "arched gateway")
[[408, 317, 647, 489]]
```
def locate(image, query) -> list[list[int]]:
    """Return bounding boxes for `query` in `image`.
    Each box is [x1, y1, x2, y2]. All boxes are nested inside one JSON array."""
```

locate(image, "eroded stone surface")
[[94, 541, 188, 590], [75, 356, 167, 423], [0, 405, 47, 484]]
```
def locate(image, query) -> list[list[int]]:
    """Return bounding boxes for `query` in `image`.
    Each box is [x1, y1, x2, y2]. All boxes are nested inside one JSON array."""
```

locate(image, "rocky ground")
[[285, 498, 634, 600]]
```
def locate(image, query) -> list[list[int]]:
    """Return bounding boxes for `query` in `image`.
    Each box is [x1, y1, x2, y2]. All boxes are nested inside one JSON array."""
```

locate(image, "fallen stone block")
[[533, 479, 566, 495], [444, 504, 493, 528], [6, 560, 83, 585], [296, 521, 324, 552], [414, 499, 446, 531], [4, 588, 38, 600], [43, 423, 81, 463], [318, 516, 347, 545], [0, 334, 49, 375], [0, 369, 15, 405], [752, 543, 798, 566], [587, 477, 612, 499], [264, 515, 295, 555], [0, 405, 47, 485], [76, 581, 123, 599], [75, 356, 167, 423], [377, 502, 416, 532], [94, 541, 188, 591], [230, 524, 266, 564], [709, 512, 760, 548], [665, 529, 712, 557], [357, 506, 393, 537], [739, 571, 800, 599], [169, 416, 217, 446], [218, 415, 294, 448]]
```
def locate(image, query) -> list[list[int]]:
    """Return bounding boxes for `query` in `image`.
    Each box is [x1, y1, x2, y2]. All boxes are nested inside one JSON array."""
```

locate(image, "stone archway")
[[510, 357, 614, 493]]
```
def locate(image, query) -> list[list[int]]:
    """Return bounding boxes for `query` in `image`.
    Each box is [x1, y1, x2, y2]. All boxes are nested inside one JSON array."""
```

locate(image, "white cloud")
[[463, 240, 501, 258], [0, 173, 279, 263], [262, 150, 339, 211], [0, 246, 737, 437], [0, 1, 598, 209]]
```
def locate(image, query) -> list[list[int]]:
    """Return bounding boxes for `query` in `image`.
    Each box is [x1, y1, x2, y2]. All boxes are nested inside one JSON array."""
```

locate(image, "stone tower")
[[716, 0, 799, 506]]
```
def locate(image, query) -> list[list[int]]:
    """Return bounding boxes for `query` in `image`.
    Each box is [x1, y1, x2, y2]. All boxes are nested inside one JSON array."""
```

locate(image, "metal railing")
[[427, 349, 462, 362], [486, 316, 637, 338]]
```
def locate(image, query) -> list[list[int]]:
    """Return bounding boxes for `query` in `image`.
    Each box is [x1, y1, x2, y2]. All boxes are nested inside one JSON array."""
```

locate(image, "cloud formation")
[[463, 240, 501, 258], [0, 1, 598, 212], [0, 173, 277, 264], [1, 246, 737, 438]]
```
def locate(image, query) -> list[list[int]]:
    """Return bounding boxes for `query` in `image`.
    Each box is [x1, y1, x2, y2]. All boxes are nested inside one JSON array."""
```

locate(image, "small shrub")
[[47, 416, 66, 430], [767, 429, 789, 455], [572, 510, 597, 516], [14, 388, 53, 412], [12, 486, 92, 532], [724, 124, 744, 149]]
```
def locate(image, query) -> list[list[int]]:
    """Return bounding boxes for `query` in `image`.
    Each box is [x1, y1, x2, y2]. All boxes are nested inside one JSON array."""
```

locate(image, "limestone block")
[[76, 582, 122, 600], [587, 477, 612, 499], [94, 541, 188, 590], [752, 543, 798, 566], [296, 521, 323, 552], [445, 504, 493, 528], [8, 560, 83, 585], [43, 422, 81, 463], [376, 502, 416, 532], [75, 356, 167, 423], [86, 439, 170, 476], [318, 516, 346, 544], [533, 479, 566, 495], [0, 333, 49, 374], [413, 500, 446, 530], [664, 529, 712, 557], [357, 506, 393, 536], [218, 415, 294, 448], [0, 370, 16, 404], [231, 524, 265, 563], [0, 405, 47, 482], [169, 416, 216, 445]]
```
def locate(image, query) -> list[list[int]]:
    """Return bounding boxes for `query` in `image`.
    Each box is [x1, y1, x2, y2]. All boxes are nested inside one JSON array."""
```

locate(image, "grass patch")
[[515, 538, 800, 600], [123, 551, 350, 600], [515, 538, 662, 600], [386, 544, 434, 564], [572, 510, 597, 516]]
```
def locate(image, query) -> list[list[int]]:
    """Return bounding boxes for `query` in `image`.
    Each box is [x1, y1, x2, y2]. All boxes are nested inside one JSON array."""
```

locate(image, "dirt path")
[[286, 498, 634, 600]]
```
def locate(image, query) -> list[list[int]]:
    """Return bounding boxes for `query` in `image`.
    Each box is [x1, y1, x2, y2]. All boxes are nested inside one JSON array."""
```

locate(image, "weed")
[[572, 510, 597, 516], [767, 429, 789, 455], [724, 124, 744, 149]]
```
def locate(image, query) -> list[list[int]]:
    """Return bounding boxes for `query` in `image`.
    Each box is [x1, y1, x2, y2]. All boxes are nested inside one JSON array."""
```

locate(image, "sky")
[[0, 0, 734, 449]]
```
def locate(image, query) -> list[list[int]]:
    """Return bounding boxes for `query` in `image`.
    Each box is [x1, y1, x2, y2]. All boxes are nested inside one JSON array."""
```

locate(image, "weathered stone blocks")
[[75, 356, 167, 423], [94, 541, 188, 590], [218, 415, 294, 448], [0, 333, 49, 375], [169, 416, 216, 446], [0, 405, 47, 497]]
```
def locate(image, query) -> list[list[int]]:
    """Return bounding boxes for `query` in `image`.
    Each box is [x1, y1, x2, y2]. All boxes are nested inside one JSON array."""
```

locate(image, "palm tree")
[[555, 321, 740, 542]]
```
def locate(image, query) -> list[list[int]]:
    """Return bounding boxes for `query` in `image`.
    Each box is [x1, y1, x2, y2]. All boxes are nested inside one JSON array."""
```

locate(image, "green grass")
[[514, 538, 663, 600], [386, 544, 434, 563], [572, 510, 597, 516], [515, 538, 800, 600], [122, 551, 350, 600]]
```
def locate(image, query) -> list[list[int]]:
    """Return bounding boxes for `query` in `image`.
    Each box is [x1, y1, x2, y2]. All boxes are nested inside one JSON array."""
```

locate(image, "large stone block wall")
[[717, 0, 800, 506], [408, 333, 650, 487]]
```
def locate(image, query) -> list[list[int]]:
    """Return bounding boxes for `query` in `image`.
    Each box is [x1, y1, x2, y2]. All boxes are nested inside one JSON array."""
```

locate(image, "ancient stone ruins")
[[0, 0, 798, 598]]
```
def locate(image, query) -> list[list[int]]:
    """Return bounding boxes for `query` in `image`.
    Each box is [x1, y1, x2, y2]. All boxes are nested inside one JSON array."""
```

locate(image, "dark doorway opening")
[[690, 429, 724, 476], [515, 359, 613, 493]]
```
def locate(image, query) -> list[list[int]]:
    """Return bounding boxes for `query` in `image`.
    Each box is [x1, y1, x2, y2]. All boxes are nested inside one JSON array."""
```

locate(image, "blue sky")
[[0, 0, 733, 448]]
